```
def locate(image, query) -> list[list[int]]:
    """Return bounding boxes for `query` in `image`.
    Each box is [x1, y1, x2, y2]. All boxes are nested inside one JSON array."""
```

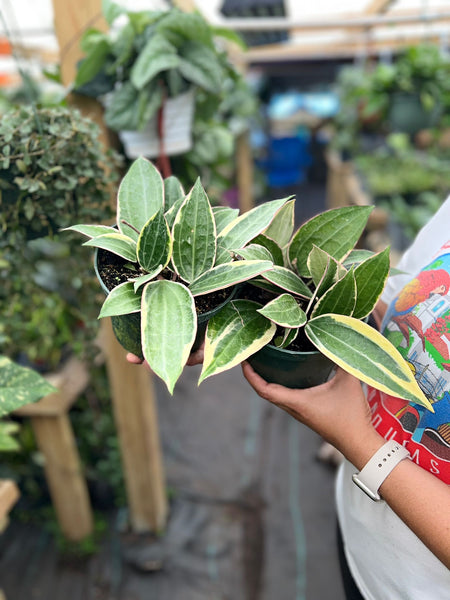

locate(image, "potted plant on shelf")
[[67, 157, 431, 410], [0, 104, 120, 371], [74, 1, 246, 164]]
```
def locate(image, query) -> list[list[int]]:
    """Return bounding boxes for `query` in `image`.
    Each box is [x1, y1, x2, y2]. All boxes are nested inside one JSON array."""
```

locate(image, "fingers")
[[126, 352, 144, 365]]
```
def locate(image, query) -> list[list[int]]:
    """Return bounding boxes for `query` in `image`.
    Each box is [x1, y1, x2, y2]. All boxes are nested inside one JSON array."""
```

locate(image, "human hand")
[[126, 342, 205, 369], [241, 361, 383, 468]]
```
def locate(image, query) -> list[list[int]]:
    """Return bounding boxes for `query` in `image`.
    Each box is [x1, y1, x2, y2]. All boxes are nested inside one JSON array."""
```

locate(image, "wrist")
[[337, 428, 386, 471]]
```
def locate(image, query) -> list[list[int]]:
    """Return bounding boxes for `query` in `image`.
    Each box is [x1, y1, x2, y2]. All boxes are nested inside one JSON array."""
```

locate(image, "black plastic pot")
[[248, 343, 335, 389], [94, 248, 236, 359]]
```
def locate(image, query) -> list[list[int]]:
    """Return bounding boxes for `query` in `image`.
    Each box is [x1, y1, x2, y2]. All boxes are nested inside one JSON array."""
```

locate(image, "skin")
[[127, 300, 450, 568]]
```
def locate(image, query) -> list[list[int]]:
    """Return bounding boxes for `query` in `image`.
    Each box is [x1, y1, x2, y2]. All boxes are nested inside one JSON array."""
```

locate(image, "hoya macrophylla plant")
[[66, 157, 292, 393], [199, 205, 433, 411]]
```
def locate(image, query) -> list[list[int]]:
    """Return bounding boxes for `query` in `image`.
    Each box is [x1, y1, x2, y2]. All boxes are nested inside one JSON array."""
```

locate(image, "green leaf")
[[261, 266, 312, 298], [63, 224, 116, 238], [131, 34, 180, 89], [257, 294, 307, 328], [102, 0, 125, 25], [137, 208, 172, 273], [343, 249, 376, 269], [289, 206, 373, 276], [99, 281, 141, 318], [307, 245, 346, 293], [164, 175, 185, 211], [251, 234, 285, 266], [305, 315, 433, 410], [164, 196, 184, 230], [117, 157, 164, 241], [172, 179, 216, 283], [274, 328, 298, 349], [216, 197, 290, 264], [189, 260, 273, 296], [212, 206, 239, 234], [132, 269, 165, 292], [0, 421, 20, 452], [312, 268, 357, 318], [0, 356, 56, 417], [75, 39, 110, 87], [199, 300, 276, 383], [233, 244, 274, 262], [263, 198, 295, 247], [353, 247, 390, 319], [141, 281, 197, 394], [178, 41, 223, 93], [104, 82, 141, 131], [84, 233, 137, 262]]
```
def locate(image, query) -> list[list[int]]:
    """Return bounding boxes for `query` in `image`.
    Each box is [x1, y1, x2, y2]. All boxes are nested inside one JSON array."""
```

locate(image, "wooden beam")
[[172, 0, 197, 12], [51, 0, 168, 534], [364, 0, 397, 15], [0, 480, 19, 531]]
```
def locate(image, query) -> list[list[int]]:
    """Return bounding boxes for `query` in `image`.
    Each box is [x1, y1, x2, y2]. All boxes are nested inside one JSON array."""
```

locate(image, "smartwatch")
[[352, 440, 410, 501]]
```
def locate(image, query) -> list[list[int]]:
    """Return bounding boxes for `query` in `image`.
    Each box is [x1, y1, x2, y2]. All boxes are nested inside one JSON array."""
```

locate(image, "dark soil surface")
[[97, 248, 234, 315]]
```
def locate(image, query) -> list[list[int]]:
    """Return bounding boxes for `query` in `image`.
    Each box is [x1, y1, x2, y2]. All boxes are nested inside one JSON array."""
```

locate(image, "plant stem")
[[120, 220, 140, 235]]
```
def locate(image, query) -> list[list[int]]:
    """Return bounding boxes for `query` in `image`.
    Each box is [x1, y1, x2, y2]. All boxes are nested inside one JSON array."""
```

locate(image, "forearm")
[[340, 426, 450, 569]]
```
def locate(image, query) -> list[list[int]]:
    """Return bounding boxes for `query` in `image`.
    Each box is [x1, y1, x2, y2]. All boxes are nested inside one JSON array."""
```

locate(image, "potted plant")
[[199, 202, 432, 410], [67, 157, 431, 410], [0, 104, 120, 371], [66, 156, 288, 393], [74, 1, 246, 162]]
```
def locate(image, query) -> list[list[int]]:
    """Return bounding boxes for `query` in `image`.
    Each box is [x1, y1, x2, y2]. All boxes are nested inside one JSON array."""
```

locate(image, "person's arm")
[[241, 362, 450, 569]]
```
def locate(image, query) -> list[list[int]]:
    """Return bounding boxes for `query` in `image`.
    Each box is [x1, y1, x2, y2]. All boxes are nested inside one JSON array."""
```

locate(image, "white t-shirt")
[[335, 196, 450, 600]]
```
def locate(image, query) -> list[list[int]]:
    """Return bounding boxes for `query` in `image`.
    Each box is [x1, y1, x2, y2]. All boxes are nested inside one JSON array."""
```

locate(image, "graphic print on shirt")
[[371, 249, 450, 475]]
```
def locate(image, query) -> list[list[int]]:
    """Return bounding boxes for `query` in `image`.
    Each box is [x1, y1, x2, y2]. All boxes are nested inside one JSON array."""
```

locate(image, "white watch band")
[[352, 440, 410, 501]]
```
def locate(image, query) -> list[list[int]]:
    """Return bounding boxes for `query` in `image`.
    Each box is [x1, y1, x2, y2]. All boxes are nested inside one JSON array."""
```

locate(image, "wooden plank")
[[101, 319, 167, 532], [236, 131, 254, 213], [51, 0, 168, 535], [0, 480, 19, 531], [364, 0, 397, 15], [31, 414, 93, 541]]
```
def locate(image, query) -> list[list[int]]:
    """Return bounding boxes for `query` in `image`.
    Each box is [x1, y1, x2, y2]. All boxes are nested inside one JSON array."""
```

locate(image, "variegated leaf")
[[233, 244, 274, 262], [141, 281, 197, 394], [84, 233, 137, 262], [273, 328, 298, 349], [172, 179, 216, 283], [117, 157, 164, 241], [164, 175, 185, 211], [165, 196, 185, 230], [257, 294, 307, 328], [307, 245, 347, 292], [137, 208, 172, 273], [251, 234, 285, 266], [263, 198, 295, 246], [216, 197, 290, 264], [305, 314, 433, 410], [99, 281, 141, 318], [312, 268, 357, 318], [189, 260, 273, 296], [261, 266, 312, 298], [352, 247, 390, 319], [63, 224, 116, 238], [0, 356, 57, 417], [199, 300, 276, 383], [288, 205, 373, 276], [132, 268, 165, 292], [213, 206, 239, 234]]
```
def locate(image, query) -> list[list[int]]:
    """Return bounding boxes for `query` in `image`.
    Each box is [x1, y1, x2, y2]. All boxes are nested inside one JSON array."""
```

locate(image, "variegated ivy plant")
[[66, 156, 291, 393], [198, 203, 433, 411]]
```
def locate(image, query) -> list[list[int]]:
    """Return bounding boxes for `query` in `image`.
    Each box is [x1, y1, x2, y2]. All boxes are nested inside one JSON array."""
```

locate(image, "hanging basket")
[[119, 89, 195, 159]]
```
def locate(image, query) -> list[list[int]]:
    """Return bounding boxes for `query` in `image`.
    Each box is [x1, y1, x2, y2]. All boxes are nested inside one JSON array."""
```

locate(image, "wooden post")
[[236, 131, 254, 213], [52, 0, 168, 533], [0, 479, 20, 600], [14, 357, 93, 541]]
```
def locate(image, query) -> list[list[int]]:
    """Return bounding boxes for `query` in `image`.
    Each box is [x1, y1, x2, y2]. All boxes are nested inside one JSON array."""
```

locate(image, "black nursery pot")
[[248, 343, 335, 389], [94, 248, 236, 359]]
